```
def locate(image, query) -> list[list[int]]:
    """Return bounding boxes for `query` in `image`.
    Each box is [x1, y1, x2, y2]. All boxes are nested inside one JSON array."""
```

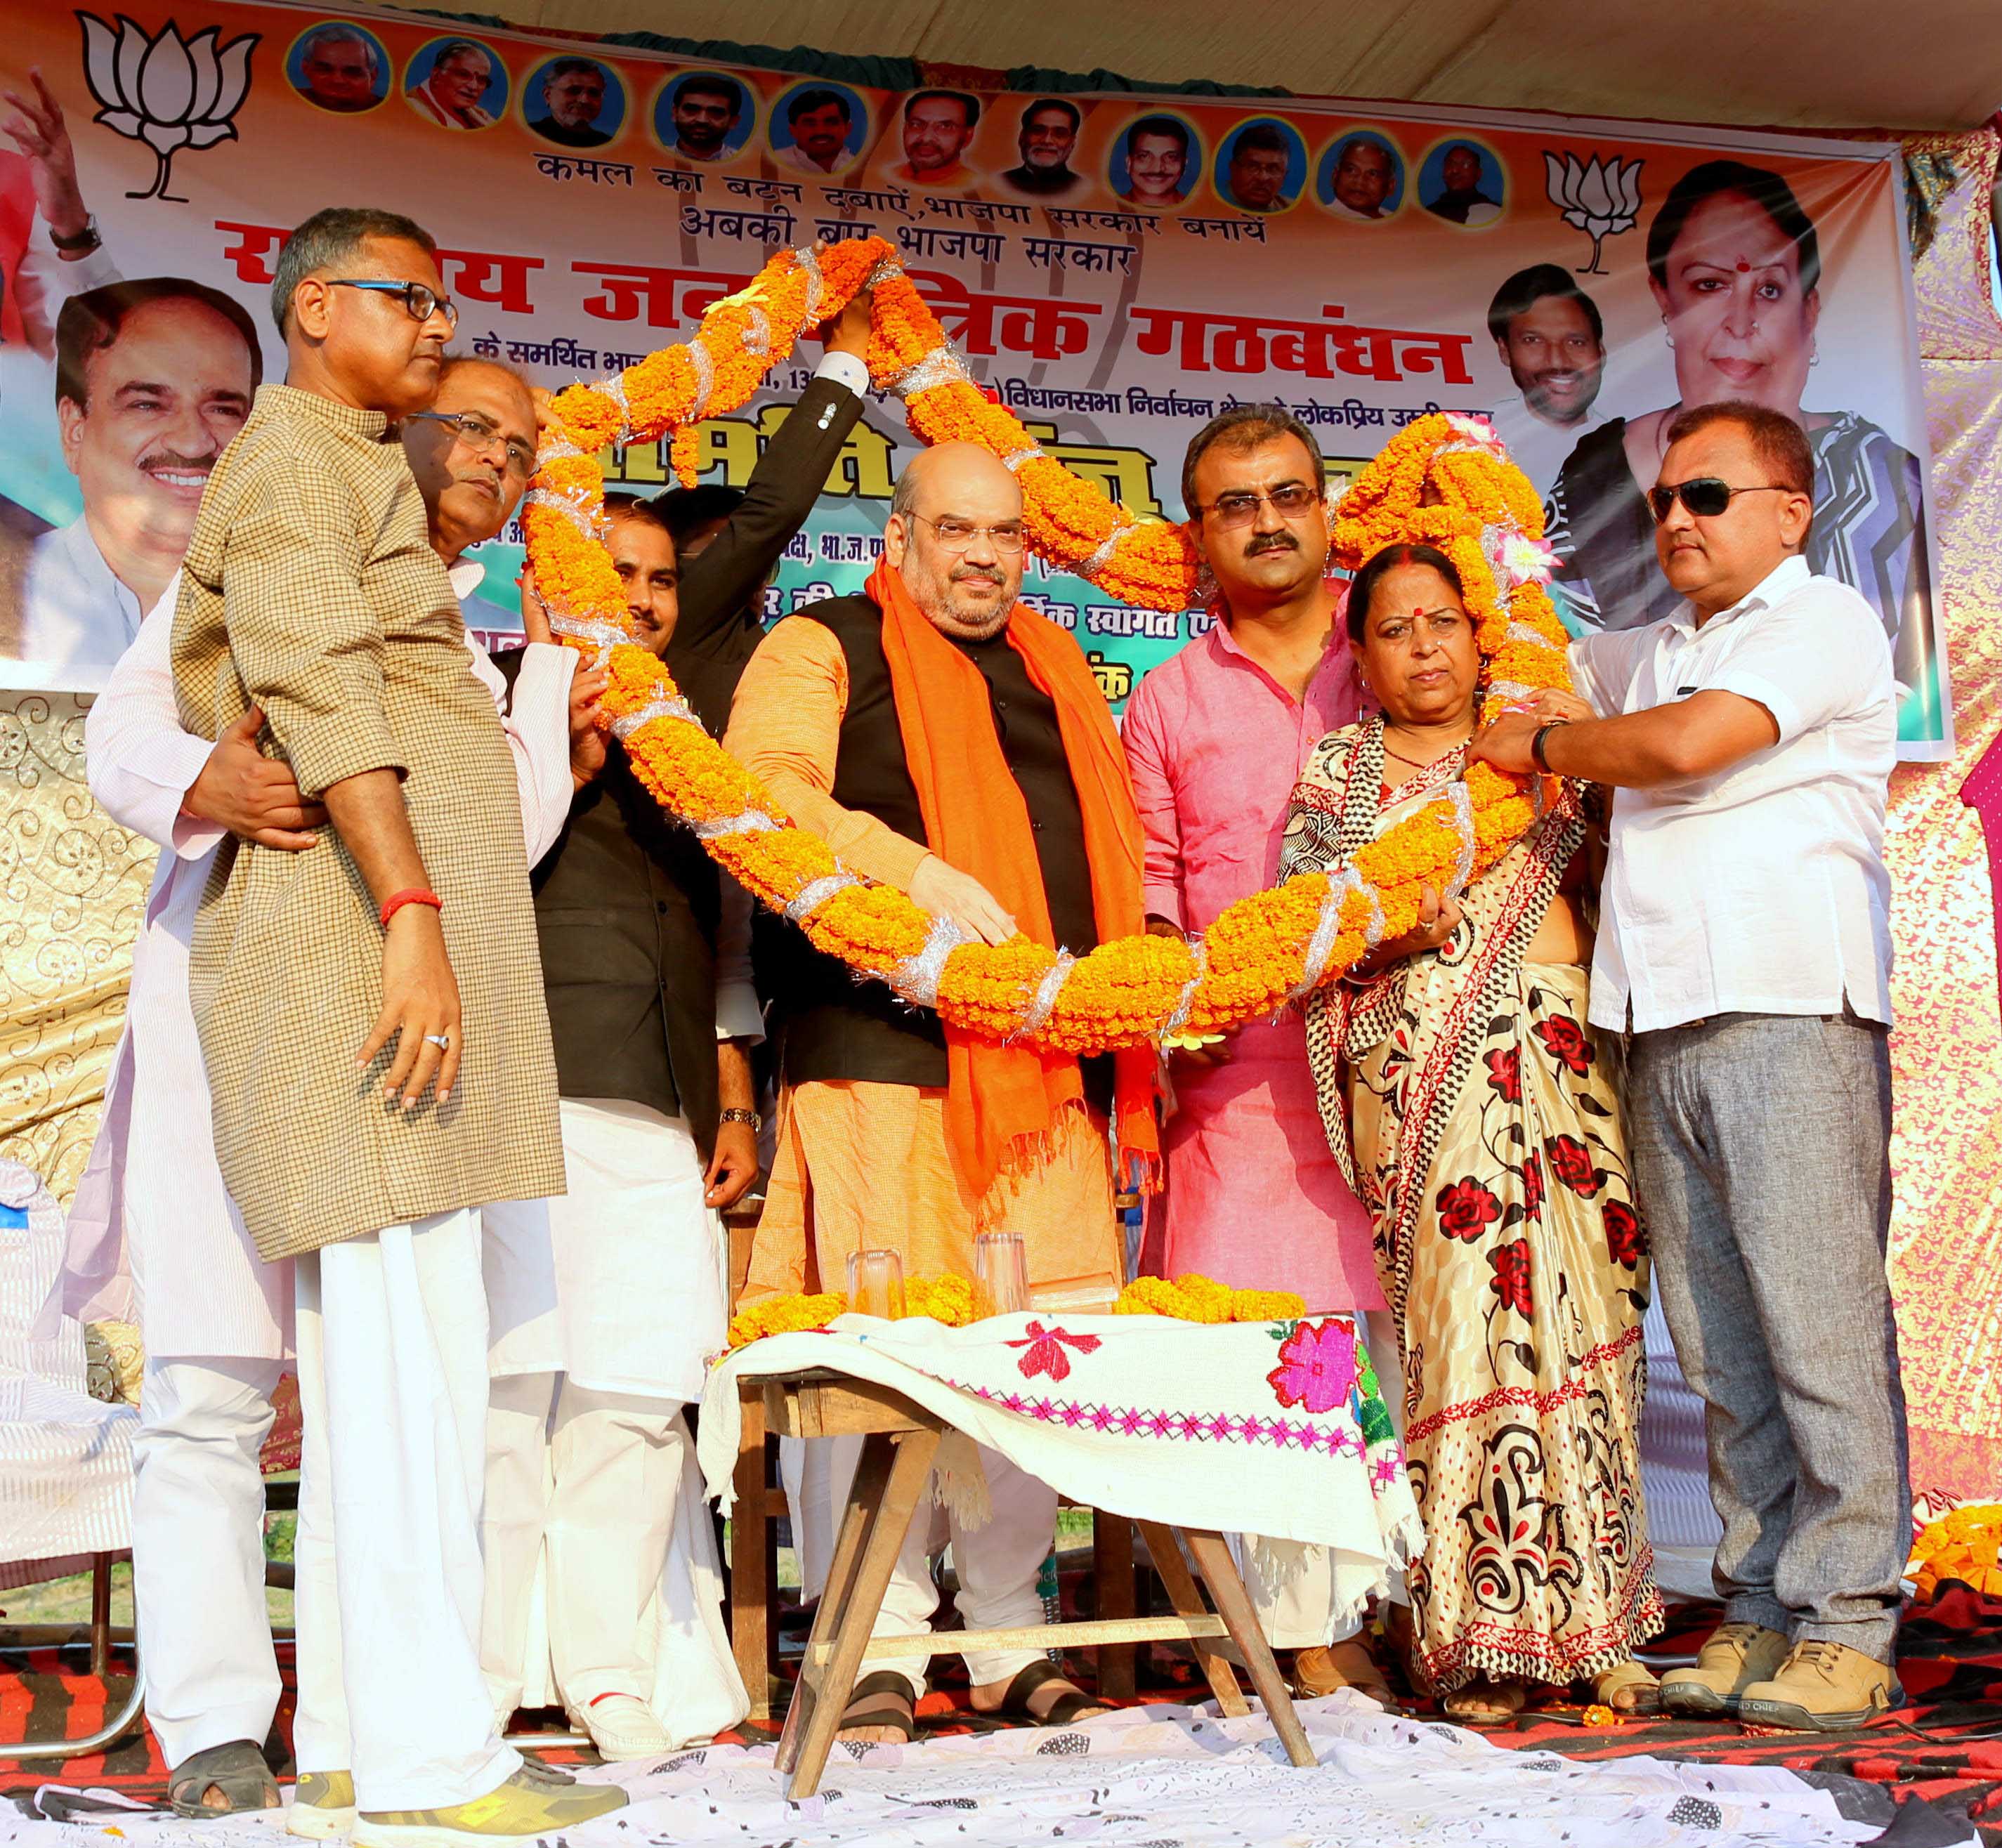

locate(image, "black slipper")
[[168, 1740, 280, 1818], [836, 1670, 919, 1740], [993, 1659, 1110, 1728]]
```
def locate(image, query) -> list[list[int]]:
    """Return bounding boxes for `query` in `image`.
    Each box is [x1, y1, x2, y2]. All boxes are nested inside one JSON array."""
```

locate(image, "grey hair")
[[431, 39, 491, 73], [889, 467, 920, 518], [300, 24, 379, 80], [271, 206, 437, 335], [1180, 402, 1323, 515]]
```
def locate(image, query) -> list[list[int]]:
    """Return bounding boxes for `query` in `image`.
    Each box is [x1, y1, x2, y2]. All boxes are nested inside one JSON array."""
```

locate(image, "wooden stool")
[[752, 1368, 1314, 1800], [723, 1205, 1139, 1719]]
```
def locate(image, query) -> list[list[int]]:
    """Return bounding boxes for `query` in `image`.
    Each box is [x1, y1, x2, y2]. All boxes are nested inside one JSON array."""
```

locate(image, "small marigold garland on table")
[[725, 1271, 1304, 1349], [1114, 1274, 1307, 1325], [524, 238, 1573, 1055]]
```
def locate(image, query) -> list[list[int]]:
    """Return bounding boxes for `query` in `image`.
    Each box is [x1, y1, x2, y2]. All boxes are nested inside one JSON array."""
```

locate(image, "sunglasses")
[[326, 277, 460, 332], [1647, 478, 1793, 524]]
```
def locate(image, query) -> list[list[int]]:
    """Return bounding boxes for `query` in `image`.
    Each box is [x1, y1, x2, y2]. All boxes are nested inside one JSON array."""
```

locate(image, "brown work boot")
[[1736, 1639, 1904, 1732], [1659, 1620, 1791, 1717]]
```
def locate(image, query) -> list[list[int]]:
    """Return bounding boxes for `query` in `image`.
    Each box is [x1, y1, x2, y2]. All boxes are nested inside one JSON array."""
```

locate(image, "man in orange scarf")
[[726, 440, 1153, 1743]]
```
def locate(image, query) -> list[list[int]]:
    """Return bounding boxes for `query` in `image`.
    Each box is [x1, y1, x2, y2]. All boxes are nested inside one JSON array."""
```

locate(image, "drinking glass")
[[845, 1247, 905, 1320], [973, 1232, 1031, 1318]]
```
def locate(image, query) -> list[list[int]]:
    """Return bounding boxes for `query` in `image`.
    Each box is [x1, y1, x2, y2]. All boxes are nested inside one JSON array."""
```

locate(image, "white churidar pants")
[[129, 1354, 285, 1767], [479, 1099, 743, 1738], [483, 1380, 681, 1710], [292, 1210, 519, 1814], [1241, 1309, 1408, 1649]]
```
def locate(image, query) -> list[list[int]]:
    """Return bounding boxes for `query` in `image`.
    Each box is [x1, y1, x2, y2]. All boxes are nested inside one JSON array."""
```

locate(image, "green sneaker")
[[287, 1771, 356, 1841], [351, 1767, 627, 1848]]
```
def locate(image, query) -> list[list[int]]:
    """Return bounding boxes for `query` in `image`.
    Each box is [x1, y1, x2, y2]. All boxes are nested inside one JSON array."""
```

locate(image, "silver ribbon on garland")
[[1011, 950, 1075, 1044], [889, 915, 974, 1007]]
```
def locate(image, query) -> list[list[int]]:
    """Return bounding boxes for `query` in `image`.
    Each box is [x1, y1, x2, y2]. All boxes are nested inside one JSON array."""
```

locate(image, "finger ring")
[[424, 1033, 452, 1050]]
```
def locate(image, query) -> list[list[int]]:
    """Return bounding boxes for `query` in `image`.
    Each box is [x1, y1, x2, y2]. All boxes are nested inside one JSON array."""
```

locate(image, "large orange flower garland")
[[522, 243, 1573, 1055]]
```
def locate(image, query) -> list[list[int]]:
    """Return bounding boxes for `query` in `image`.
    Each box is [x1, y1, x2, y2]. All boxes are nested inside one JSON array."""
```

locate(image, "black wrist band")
[[50, 216, 100, 254], [1531, 721, 1565, 773]]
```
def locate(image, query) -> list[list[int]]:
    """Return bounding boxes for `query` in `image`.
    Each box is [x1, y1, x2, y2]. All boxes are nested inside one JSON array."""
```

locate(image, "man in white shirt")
[[19, 279, 261, 685], [1471, 399, 1909, 1733], [65, 354, 588, 1821]]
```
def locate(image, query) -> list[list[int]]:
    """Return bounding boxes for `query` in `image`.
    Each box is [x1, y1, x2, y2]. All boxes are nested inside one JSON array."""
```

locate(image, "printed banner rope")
[[521, 234, 1574, 1055]]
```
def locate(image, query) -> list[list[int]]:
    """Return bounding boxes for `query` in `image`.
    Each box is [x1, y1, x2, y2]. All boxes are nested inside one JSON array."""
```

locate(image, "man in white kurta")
[[64, 355, 577, 1816]]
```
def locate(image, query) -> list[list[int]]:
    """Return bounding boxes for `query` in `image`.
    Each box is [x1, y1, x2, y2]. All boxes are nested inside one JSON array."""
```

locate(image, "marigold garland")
[[523, 237, 1573, 1055], [1906, 1502, 2002, 1599], [724, 1271, 1304, 1349], [1114, 1274, 1307, 1325]]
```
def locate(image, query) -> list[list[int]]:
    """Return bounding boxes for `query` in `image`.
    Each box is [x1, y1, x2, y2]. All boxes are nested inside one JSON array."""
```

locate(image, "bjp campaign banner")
[[0, 0, 1952, 755]]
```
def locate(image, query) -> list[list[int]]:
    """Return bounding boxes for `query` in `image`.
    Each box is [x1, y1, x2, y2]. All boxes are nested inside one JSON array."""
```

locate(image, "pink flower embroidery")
[[1005, 1321, 1102, 1382], [1266, 1317, 1362, 1415]]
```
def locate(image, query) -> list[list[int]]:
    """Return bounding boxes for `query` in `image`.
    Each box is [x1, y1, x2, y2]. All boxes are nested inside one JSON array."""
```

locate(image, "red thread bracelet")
[[379, 887, 443, 929]]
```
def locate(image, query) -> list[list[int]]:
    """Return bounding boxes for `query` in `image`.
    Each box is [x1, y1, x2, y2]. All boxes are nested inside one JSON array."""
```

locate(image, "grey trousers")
[[1626, 1011, 1910, 1663]]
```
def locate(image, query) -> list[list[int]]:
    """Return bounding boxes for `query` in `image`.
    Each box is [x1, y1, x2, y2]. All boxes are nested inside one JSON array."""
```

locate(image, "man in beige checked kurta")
[[168, 207, 620, 1847]]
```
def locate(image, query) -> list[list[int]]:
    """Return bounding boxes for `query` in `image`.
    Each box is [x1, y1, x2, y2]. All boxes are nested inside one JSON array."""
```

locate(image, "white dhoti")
[[479, 1098, 743, 1736], [129, 1355, 285, 1768], [292, 1210, 518, 1814]]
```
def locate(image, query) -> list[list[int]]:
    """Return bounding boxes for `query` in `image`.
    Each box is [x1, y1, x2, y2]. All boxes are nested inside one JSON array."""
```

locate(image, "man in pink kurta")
[[1125, 613, 1382, 1313], [1123, 405, 1400, 1701], [1123, 425, 1382, 1318]]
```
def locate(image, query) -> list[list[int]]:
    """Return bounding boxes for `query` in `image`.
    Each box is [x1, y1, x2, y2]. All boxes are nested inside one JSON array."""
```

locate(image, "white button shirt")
[[1569, 553, 1895, 1035]]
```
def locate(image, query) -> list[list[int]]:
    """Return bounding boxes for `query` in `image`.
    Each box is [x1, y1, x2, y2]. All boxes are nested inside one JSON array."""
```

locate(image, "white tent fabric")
[[373, 0, 2002, 132]]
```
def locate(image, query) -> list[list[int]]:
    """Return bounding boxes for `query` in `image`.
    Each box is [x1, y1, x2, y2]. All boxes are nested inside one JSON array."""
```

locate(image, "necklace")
[[1380, 726, 1469, 773]]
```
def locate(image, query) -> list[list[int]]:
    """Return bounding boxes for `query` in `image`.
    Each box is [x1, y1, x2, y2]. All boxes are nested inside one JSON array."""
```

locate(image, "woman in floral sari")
[[1278, 542, 1661, 1721]]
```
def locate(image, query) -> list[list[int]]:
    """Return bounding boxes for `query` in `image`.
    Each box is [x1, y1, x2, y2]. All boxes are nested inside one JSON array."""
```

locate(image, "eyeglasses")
[[405, 409, 537, 480], [1647, 478, 1793, 523], [910, 513, 1026, 553], [326, 278, 459, 332], [1191, 483, 1324, 527]]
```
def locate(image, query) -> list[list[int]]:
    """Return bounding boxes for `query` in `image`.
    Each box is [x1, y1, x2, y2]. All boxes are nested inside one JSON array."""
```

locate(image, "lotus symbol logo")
[[76, 12, 259, 202], [1543, 151, 1644, 277]]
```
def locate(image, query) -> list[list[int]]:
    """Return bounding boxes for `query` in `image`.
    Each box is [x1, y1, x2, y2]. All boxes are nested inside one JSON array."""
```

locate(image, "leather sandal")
[[989, 1658, 1111, 1727], [1592, 1659, 1662, 1715], [836, 1670, 919, 1741], [169, 1740, 280, 1818]]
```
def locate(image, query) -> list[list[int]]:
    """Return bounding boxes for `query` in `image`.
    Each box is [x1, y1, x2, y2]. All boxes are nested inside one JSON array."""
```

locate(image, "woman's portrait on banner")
[[1544, 158, 1939, 738]]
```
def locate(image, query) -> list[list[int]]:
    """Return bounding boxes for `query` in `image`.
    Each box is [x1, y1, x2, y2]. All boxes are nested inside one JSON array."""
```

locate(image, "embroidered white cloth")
[[699, 1311, 1422, 1633], [14, 1693, 1930, 1847]]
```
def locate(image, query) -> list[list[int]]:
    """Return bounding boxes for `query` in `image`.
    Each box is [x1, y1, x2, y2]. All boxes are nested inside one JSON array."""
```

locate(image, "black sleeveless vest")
[[768, 596, 1104, 1101]]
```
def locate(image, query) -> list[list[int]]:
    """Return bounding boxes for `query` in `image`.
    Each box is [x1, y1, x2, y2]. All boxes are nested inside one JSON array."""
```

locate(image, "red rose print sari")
[[1278, 719, 1661, 1695]]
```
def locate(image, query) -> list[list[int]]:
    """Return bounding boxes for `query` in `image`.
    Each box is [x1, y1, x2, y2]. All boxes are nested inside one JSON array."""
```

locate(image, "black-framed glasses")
[[1191, 483, 1323, 528], [911, 513, 1026, 553], [405, 409, 536, 479], [1647, 478, 1793, 524], [326, 277, 459, 331]]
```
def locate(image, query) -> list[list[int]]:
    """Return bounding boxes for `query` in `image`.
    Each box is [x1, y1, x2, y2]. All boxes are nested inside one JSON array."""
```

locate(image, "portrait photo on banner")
[[522, 52, 627, 149], [768, 79, 870, 179], [653, 68, 758, 165], [287, 19, 390, 114], [404, 34, 509, 132]]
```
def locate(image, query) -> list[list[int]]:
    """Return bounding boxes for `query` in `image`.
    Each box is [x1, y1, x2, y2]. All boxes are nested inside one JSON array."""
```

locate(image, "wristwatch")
[[50, 215, 102, 256], [719, 1106, 761, 1132]]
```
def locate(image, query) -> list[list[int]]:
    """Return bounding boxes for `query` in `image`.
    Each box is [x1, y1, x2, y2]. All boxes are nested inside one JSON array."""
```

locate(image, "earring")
[[1661, 315, 1675, 351]]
